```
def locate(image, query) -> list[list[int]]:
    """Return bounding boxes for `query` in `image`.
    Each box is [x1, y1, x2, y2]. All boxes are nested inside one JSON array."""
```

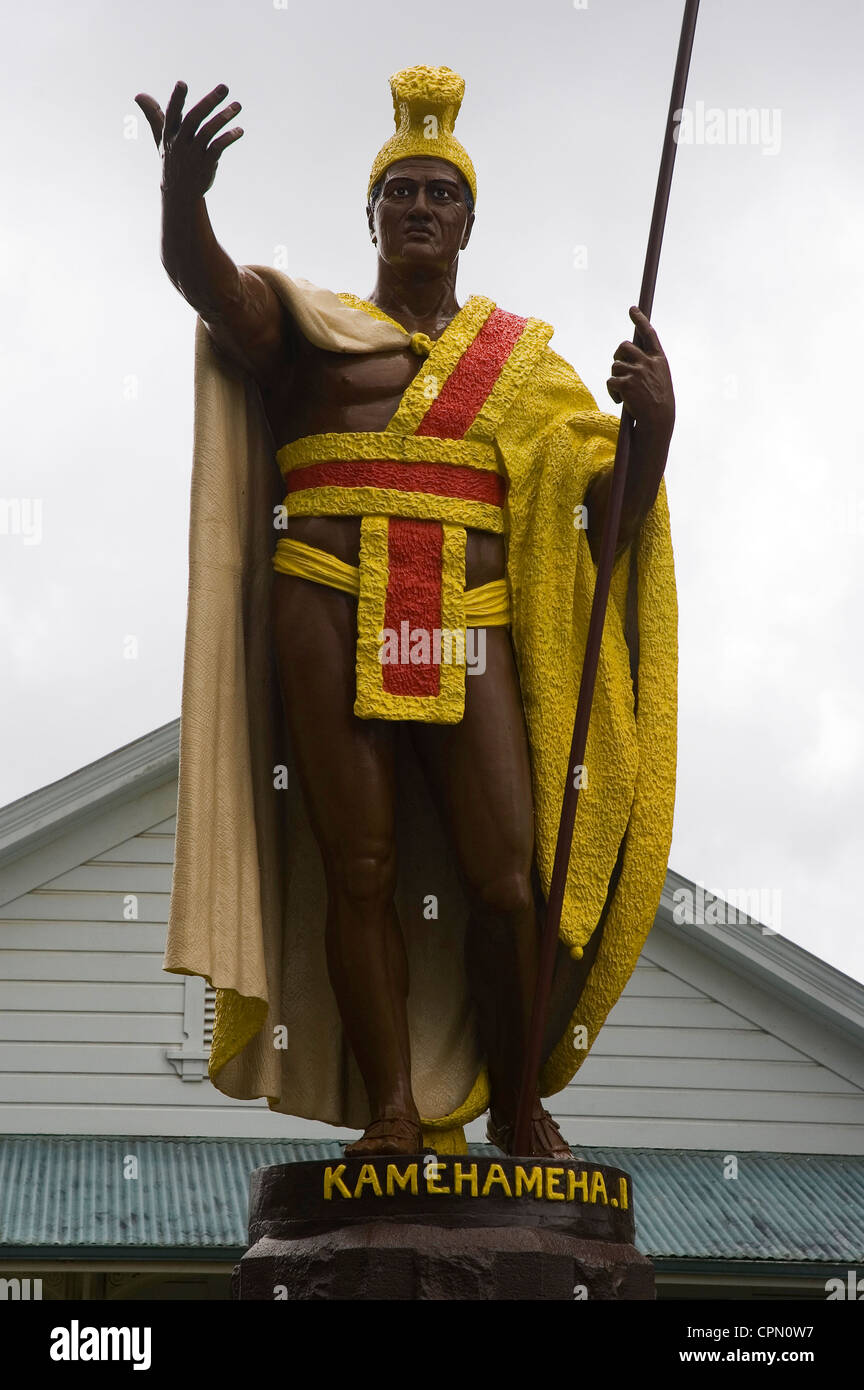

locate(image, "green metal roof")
[[1, 1136, 863, 1264]]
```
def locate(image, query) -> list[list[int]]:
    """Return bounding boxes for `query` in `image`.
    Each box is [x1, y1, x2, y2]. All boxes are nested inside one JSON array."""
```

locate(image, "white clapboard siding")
[[0, 923, 168, 951], [0, 801, 316, 1138], [40, 864, 175, 892], [1, 951, 168, 982], [0, 1104, 314, 1138], [594, 1025, 792, 1060], [615, 966, 703, 998], [3, 748, 864, 1148], [601, 995, 742, 1030], [0, 1043, 179, 1074], [574, 1056, 858, 1094], [543, 930, 864, 1152], [0, 1013, 184, 1044], [92, 836, 176, 865], [0, 982, 184, 1012], [0, 892, 169, 923], [554, 1083, 864, 1123], [2, 1075, 282, 1105]]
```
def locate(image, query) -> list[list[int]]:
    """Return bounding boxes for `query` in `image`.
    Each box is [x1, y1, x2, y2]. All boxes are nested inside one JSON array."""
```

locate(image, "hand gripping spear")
[[513, 0, 700, 1156]]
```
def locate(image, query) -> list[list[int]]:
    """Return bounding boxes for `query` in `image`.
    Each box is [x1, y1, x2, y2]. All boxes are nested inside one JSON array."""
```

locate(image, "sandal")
[[487, 1108, 571, 1159], [344, 1115, 423, 1157]]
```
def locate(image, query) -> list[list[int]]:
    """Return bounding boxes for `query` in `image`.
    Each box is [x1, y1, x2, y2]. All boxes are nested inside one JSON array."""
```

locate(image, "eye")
[[432, 187, 451, 199]]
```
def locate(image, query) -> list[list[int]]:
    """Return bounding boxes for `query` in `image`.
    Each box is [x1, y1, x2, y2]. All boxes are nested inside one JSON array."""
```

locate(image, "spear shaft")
[[513, 0, 700, 1156]]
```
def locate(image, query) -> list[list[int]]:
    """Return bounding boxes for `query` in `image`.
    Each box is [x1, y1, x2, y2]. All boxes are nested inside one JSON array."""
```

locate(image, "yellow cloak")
[[163, 269, 677, 1152]]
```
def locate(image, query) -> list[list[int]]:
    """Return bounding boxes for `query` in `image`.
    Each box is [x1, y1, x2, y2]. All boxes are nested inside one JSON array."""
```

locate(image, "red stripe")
[[416, 308, 528, 439], [375, 311, 524, 700], [285, 458, 504, 507], [382, 520, 442, 697]]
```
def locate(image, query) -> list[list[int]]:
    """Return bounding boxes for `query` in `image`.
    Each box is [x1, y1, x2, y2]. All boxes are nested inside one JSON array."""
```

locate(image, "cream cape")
[[163, 268, 678, 1151]]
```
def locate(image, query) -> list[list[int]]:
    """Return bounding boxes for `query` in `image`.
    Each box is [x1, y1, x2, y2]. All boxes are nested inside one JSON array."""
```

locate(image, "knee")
[[327, 843, 397, 912], [469, 869, 535, 928]]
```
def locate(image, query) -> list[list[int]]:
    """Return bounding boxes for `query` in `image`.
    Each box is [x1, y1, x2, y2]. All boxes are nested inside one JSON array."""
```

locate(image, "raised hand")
[[134, 81, 244, 200]]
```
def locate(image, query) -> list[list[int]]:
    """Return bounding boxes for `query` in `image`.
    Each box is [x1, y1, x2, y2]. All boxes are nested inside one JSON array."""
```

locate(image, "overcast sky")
[[2, 0, 862, 982]]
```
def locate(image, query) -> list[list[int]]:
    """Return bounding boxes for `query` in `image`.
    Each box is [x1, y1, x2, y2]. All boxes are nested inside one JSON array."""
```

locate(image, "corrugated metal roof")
[[583, 1146, 864, 1263], [1, 1136, 863, 1263]]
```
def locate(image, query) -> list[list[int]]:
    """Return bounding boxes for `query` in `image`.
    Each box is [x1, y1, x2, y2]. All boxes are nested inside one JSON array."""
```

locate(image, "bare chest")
[[260, 343, 425, 447]]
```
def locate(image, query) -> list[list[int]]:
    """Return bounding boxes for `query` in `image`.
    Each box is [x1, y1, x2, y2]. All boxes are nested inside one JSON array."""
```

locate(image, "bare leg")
[[271, 573, 421, 1152], [411, 626, 569, 1156]]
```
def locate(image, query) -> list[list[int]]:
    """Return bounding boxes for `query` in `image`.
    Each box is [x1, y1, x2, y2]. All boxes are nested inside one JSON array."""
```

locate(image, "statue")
[[137, 66, 677, 1161]]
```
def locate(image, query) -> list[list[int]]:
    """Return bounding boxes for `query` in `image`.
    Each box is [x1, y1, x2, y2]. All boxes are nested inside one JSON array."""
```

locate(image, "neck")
[[367, 260, 461, 336]]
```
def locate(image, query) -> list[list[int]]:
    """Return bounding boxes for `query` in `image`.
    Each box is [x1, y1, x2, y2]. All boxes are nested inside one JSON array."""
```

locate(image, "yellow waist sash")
[[273, 536, 511, 625]]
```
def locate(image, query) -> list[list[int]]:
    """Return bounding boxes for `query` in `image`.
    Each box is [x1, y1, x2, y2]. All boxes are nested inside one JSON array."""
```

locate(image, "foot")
[[487, 1105, 571, 1159], [344, 1115, 423, 1157]]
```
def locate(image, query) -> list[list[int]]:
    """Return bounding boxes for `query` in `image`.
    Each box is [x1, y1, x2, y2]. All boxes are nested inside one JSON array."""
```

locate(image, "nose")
[[408, 186, 431, 219]]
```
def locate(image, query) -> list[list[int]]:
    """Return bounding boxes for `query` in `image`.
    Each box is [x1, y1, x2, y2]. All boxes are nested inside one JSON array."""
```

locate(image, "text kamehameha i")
[[323, 1160, 629, 1207]]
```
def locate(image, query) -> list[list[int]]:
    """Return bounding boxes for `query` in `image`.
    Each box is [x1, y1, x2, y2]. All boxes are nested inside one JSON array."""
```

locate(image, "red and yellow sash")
[[275, 295, 553, 721]]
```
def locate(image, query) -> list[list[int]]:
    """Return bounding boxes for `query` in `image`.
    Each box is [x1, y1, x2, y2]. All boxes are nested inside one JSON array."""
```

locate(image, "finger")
[[607, 379, 625, 403], [629, 305, 662, 353], [163, 81, 188, 142], [207, 127, 244, 159], [179, 84, 230, 140], [610, 360, 635, 378], [609, 366, 634, 387], [613, 341, 643, 365], [196, 101, 242, 147], [134, 94, 164, 147]]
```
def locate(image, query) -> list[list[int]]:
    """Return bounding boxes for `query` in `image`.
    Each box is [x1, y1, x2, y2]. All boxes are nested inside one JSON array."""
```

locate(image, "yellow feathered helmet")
[[368, 65, 477, 206]]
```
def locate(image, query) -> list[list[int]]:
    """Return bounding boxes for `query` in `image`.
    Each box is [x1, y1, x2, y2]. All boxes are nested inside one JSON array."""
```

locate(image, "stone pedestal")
[[233, 1154, 654, 1301]]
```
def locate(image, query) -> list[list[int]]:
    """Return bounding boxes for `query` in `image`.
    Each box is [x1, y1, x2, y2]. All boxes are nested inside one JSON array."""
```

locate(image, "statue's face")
[[367, 157, 474, 275]]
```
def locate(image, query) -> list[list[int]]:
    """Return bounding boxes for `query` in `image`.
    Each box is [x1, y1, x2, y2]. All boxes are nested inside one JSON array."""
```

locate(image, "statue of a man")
[[138, 66, 677, 1158]]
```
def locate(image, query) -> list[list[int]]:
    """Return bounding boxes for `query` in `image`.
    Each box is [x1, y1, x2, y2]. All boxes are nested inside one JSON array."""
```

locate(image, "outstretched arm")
[[586, 306, 675, 559], [135, 81, 298, 378]]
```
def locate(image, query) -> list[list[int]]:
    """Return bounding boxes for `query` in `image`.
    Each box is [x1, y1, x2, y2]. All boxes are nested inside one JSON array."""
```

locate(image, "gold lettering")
[[618, 1176, 629, 1211], [453, 1162, 478, 1196], [385, 1162, 418, 1196], [425, 1163, 451, 1195], [323, 1164, 351, 1200], [353, 1164, 383, 1198], [514, 1165, 543, 1197], [589, 1170, 608, 1205], [481, 1163, 513, 1198], [545, 1167, 565, 1200], [567, 1169, 589, 1202]]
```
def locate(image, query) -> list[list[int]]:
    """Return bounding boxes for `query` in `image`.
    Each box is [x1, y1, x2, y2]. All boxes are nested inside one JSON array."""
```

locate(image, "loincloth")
[[273, 431, 508, 723]]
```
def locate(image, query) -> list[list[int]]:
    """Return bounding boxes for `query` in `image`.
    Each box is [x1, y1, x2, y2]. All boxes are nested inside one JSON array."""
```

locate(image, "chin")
[[394, 244, 445, 270]]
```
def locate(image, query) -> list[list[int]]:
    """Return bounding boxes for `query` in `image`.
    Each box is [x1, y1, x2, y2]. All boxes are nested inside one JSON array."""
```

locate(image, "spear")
[[513, 0, 701, 1156]]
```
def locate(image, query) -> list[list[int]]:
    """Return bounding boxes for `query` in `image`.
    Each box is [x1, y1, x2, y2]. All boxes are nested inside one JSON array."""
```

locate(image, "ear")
[[460, 209, 475, 252], [366, 202, 376, 240]]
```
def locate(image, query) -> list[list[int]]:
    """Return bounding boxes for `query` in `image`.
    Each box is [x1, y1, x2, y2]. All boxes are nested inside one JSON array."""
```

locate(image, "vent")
[[203, 985, 216, 1050]]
